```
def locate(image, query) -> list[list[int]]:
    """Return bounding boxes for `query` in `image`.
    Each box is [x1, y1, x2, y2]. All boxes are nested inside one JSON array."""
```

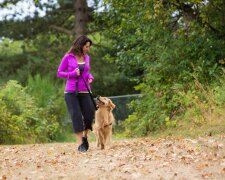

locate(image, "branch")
[[168, 15, 181, 32], [0, 0, 21, 8], [50, 25, 73, 36], [174, 1, 221, 35]]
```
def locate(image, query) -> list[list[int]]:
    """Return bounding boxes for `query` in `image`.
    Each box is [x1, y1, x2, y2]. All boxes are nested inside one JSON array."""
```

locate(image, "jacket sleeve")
[[57, 54, 79, 79], [87, 55, 94, 81], [88, 73, 94, 80]]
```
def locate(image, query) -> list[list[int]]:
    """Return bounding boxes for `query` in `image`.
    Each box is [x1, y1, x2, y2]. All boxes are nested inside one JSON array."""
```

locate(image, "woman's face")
[[82, 41, 91, 55]]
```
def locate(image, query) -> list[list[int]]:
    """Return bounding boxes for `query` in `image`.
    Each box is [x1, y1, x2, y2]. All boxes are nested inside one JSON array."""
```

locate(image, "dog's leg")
[[103, 130, 109, 150], [97, 136, 100, 148], [93, 124, 100, 148], [108, 128, 112, 146], [105, 128, 112, 149], [96, 131, 101, 148], [99, 130, 105, 150]]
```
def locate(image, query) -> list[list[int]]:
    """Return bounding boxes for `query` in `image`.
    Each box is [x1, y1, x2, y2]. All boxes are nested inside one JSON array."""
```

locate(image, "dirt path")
[[1, 135, 225, 180]]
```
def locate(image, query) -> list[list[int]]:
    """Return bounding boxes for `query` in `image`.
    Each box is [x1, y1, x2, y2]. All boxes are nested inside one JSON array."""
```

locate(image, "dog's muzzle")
[[95, 95, 105, 105]]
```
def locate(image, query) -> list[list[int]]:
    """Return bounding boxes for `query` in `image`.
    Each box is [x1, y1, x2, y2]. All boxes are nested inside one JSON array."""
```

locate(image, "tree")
[[74, 0, 89, 37], [99, 0, 225, 135], [0, 0, 91, 39]]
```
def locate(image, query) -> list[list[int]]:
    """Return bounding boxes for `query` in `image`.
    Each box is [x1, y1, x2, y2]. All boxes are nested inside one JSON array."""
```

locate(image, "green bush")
[[214, 79, 225, 106], [0, 80, 60, 144], [27, 74, 68, 127], [124, 77, 225, 137], [27, 74, 56, 107]]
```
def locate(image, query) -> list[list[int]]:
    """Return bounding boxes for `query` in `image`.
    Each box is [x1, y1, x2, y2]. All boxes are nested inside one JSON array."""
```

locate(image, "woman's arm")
[[86, 55, 94, 82], [88, 73, 94, 81], [57, 55, 79, 79], [87, 70, 94, 83]]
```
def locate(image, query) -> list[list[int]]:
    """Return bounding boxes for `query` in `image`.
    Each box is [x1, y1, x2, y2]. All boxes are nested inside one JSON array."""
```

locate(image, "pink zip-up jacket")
[[57, 53, 94, 92]]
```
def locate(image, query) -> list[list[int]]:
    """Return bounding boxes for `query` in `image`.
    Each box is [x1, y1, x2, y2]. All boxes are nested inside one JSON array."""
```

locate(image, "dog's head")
[[96, 96, 116, 110]]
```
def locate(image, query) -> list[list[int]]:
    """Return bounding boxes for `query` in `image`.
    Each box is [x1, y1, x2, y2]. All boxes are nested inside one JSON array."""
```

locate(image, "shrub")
[[0, 80, 60, 144]]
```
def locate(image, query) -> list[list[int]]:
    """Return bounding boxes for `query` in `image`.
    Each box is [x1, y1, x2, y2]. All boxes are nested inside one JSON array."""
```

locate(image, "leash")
[[75, 77, 86, 130], [80, 74, 98, 110]]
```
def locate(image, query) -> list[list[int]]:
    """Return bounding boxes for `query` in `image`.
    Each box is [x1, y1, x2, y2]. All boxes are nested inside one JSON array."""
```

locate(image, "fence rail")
[[63, 94, 141, 126], [107, 94, 140, 121]]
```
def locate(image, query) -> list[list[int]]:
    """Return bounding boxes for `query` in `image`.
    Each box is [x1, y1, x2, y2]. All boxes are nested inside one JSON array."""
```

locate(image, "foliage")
[[214, 79, 225, 106], [0, 80, 60, 144], [27, 74, 68, 127], [89, 34, 137, 96], [27, 74, 58, 107], [100, 0, 225, 136], [0, 33, 70, 84], [123, 77, 225, 137], [0, 0, 69, 40]]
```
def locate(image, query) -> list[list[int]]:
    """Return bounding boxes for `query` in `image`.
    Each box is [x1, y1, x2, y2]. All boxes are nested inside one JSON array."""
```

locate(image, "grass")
[[53, 131, 75, 143], [54, 119, 225, 143], [149, 116, 225, 139]]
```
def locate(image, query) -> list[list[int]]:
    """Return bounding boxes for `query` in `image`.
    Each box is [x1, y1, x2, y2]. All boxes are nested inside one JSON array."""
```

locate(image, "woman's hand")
[[75, 68, 80, 76], [88, 79, 93, 83]]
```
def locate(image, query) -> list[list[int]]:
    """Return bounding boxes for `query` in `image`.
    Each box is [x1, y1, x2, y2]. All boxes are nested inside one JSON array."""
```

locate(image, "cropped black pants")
[[64, 92, 95, 133]]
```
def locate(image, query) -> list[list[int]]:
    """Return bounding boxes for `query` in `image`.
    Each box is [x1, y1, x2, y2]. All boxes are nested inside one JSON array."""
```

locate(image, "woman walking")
[[57, 35, 95, 152]]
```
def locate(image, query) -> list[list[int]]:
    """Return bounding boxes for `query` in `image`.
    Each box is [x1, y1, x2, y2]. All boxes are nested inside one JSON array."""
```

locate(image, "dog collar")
[[104, 123, 112, 127]]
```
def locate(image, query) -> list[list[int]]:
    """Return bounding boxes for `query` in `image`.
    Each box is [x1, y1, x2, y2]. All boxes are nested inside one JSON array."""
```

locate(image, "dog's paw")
[[100, 144, 105, 150]]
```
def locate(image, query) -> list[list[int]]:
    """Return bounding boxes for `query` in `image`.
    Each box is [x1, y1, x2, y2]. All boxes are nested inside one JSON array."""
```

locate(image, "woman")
[[57, 35, 95, 152]]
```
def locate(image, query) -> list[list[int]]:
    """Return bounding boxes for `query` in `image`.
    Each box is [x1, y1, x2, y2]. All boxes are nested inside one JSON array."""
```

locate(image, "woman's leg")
[[65, 93, 86, 148], [84, 129, 89, 137], [79, 93, 95, 150], [79, 93, 95, 132], [75, 132, 83, 145]]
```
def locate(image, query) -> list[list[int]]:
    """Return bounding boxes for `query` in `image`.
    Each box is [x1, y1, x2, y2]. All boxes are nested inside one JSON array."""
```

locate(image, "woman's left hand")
[[88, 79, 93, 83]]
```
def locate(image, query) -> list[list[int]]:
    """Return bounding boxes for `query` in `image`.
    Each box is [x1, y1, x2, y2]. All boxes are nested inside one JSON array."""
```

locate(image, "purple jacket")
[[57, 53, 94, 92]]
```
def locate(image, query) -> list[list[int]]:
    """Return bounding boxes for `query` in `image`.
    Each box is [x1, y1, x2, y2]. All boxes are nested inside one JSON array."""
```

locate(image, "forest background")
[[0, 0, 224, 144]]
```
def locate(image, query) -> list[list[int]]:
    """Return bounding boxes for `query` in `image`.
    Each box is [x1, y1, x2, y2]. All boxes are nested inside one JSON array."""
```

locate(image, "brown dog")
[[93, 96, 116, 149]]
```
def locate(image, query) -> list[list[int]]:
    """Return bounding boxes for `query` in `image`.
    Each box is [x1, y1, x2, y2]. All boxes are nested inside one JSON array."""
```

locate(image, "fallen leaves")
[[222, 168, 225, 173], [0, 135, 225, 179], [201, 172, 213, 178], [1, 175, 7, 180]]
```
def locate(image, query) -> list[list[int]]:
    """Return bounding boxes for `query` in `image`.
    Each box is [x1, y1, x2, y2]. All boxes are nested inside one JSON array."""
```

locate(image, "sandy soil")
[[1, 135, 225, 180]]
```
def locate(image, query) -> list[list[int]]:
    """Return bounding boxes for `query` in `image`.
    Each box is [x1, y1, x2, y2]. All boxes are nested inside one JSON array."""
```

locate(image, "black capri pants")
[[64, 92, 95, 133]]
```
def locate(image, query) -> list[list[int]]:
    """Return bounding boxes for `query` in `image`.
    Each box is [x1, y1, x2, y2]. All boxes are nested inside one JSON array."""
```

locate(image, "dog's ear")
[[109, 100, 116, 109]]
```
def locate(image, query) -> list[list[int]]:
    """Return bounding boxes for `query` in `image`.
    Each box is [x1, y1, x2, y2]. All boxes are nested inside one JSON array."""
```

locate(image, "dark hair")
[[68, 35, 92, 56]]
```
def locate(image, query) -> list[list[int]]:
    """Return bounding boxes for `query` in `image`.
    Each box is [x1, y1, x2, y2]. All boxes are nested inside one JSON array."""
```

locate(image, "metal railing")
[[108, 94, 140, 122]]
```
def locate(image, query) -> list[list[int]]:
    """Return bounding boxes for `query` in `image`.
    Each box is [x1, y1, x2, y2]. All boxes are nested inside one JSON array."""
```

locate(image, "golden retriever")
[[93, 96, 116, 149]]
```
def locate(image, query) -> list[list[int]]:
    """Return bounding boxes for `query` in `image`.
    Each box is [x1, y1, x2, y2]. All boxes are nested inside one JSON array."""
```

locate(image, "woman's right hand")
[[75, 68, 80, 76]]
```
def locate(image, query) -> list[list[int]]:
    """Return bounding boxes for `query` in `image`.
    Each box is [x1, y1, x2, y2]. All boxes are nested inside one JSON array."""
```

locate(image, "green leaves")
[[102, 0, 225, 136], [0, 80, 60, 144]]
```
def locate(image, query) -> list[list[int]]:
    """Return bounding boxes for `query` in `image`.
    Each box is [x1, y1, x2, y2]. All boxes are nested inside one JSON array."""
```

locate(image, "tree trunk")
[[74, 0, 89, 38]]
